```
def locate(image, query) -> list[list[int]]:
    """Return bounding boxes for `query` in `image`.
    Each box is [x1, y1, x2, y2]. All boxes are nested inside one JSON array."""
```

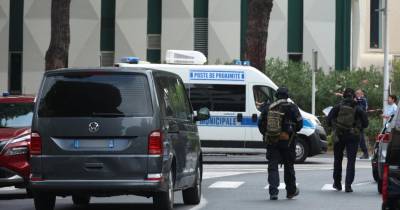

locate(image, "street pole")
[[312, 50, 318, 115], [383, 0, 390, 116]]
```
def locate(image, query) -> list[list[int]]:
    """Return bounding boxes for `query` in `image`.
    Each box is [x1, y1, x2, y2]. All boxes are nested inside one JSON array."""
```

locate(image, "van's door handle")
[[252, 114, 258, 122], [85, 163, 104, 170], [237, 113, 243, 122]]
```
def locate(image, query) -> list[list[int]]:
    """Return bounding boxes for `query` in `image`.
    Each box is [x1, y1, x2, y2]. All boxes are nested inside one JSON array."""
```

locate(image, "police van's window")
[[253, 85, 276, 111], [188, 84, 245, 112], [38, 73, 153, 117]]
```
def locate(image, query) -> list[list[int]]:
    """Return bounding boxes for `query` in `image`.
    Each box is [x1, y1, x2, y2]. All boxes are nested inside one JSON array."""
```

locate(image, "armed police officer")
[[327, 88, 368, 192], [258, 87, 303, 200]]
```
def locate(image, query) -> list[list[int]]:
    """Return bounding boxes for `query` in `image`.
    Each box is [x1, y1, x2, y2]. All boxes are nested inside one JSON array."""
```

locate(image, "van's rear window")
[[38, 73, 153, 117]]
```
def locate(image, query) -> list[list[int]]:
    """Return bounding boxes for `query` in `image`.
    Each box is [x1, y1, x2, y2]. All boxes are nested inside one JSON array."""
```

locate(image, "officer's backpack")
[[335, 104, 356, 134], [265, 100, 286, 143]]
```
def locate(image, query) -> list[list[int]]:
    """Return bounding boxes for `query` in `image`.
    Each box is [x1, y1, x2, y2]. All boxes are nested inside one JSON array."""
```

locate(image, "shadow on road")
[[0, 193, 30, 200]]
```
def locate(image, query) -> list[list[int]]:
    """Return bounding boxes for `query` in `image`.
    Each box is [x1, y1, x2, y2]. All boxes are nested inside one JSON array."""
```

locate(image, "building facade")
[[0, 0, 399, 95]]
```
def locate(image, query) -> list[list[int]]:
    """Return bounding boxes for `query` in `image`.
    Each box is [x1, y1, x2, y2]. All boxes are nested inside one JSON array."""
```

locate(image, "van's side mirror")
[[195, 107, 210, 121]]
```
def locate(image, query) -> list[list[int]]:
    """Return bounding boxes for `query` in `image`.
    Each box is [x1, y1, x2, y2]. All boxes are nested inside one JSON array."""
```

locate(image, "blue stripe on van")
[[198, 116, 315, 129]]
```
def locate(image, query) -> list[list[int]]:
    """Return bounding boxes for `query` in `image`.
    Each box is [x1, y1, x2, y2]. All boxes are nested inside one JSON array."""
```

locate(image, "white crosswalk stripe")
[[264, 183, 299, 190], [321, 184, 344, 191], [208, 181, 244, 189], [203, 172, 252, 180]]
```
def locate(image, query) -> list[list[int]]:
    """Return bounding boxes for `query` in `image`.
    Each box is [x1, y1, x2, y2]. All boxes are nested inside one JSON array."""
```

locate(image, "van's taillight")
[[148, 131, 163, 155], [382, 164, 389, 203], [30, 132, 42, 155]]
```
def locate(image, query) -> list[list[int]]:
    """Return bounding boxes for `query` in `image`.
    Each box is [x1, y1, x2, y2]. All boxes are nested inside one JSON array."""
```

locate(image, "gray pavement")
[[0, 155, 381, 210]]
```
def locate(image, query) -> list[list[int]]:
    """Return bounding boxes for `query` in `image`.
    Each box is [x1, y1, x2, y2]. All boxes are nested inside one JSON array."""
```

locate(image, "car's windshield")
[[0, 103, 34, 128]]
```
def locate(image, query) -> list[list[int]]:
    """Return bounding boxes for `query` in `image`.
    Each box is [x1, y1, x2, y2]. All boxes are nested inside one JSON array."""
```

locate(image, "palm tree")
[[45, 0, 71, 71], [245, 0, 273, 71]]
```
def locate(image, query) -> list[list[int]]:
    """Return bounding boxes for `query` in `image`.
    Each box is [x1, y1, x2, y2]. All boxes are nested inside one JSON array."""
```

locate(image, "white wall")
[[303, 0, 336, 72], [23, 0, 51, 94], [69, 0, 101, 67], [0, 0, 9, 93], [161, 0, 194, 62], [208, 0, 241, 64], [22, 0, 101, 94], [266, 0, 287, 61], [115, 0, 147, 62]]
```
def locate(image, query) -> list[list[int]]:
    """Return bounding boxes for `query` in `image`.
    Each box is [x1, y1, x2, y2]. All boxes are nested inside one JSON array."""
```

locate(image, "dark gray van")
[[29, 68, 210, 210]]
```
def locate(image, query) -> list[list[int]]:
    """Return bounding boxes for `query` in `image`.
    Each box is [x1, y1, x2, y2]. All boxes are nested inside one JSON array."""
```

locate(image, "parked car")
[[382, 111, 400, 210], [0, 95, 34, 189], [372, 115, 394, 193], [29, 68, 210, 210]]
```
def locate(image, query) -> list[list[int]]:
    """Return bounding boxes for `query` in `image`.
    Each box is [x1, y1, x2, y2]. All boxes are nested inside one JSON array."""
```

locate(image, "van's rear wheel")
[[33, 193, 56, 210], [153, 170, 174, 210], [295, 138, 309, 163], [182, 163, 202, 205], [72, 195, 90, 206]]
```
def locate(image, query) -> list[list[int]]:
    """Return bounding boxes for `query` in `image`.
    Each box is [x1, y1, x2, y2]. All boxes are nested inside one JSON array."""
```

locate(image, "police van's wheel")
[[295, 138, 309, 164], [154, 170, 174, 210], [33, 192, 56, 210], [72, 195, 90, 206], [182, 163, 202, 205]]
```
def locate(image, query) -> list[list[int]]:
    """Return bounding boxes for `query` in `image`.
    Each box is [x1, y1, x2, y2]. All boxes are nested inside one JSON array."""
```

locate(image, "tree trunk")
[[245, 0, 273, 72], [45, 0, 71, 71]]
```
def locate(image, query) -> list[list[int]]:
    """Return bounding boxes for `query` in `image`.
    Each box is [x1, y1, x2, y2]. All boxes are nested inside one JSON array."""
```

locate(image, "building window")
[[335, 0, 351, 70], [194, 0, 208, 57], [288, 53, 303, 63], [194, 18, 208, 57], [9, 0, 24, 95], [287, 0, 303, 61], [370, 0, 383, 49], [147, 0, 162, 63], [100, 0, 116, 66]]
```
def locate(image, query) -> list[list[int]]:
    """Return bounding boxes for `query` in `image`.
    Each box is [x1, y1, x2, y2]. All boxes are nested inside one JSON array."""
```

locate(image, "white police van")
[[116, 50, 327, 163]]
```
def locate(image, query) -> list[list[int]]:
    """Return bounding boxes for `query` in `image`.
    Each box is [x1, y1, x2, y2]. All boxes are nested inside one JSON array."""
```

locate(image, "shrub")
[[263, 59, 383, 115]]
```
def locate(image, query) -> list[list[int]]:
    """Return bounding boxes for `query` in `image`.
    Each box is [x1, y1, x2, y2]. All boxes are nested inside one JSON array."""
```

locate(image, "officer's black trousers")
[[267, 140, 296, 196], [333, 133, 360, 186]]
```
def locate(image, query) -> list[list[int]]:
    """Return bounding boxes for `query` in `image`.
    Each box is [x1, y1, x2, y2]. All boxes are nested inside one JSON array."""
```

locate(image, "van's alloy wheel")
[[33, 193, 56, 210], [153, 170, 174, 210], [72, 195, 91, 206], [182, 163, 202, 204], [295, 138, 309, 163]]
